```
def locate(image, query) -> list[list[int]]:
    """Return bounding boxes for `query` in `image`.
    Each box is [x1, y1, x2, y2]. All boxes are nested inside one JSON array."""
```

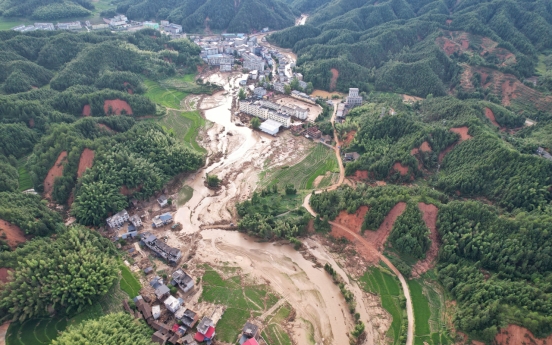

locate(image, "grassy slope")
[[262, 143, 338, 191], [119, 264, 142, 298], [144, 79, 189, 109], [154, 110, 206, 153], [17, 157, 32, 191]]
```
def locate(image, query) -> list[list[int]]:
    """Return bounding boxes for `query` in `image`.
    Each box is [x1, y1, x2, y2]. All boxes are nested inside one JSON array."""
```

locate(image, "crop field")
[[17, 157, 32, 191], [144, 79, 188, 109], [262, 144, 338, 191], [360, 266, 404, 345], [262, 303, 293, 345], [200, 266, 281, 343], [6, 281, 128, 345], [409, 279, 453, 345], [155, 110, 206, 153], [119, 264, 142, 298]]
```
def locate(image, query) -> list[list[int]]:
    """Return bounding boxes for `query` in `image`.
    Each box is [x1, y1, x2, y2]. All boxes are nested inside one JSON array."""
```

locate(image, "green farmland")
[[262, 144, 338, 191], [6, 280, 130, 345], [409, 279, 453, 345], [155, 110, 206, 153], [200, 266, 282, 343], [119, 264, 142, 298], [262, 303, 293, 345], [17, 157, 32, 191], [360, 266, 405, 345], [144, 79, 188, 109]]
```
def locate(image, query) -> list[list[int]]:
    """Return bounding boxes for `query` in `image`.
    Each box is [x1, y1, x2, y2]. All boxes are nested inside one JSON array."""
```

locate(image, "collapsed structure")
[[141, 232, 182, 265]]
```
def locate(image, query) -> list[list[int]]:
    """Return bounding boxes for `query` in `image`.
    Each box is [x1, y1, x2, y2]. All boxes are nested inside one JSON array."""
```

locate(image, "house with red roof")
[[194, 316, 216, 343]]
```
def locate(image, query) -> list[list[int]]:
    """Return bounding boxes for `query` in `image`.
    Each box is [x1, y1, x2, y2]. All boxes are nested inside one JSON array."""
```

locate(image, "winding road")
[[302, 102, 414, 345]]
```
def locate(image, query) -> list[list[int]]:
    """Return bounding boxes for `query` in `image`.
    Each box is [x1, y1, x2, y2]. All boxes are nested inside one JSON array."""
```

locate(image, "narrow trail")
[[302, 103, 414, 345]]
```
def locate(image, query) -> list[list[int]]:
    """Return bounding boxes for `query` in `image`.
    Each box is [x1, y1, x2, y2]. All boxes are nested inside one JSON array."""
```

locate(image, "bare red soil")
[[392, 162, 409, 176], [77, 148, 95, 178], [501, 80, 516, 106], [104, 99, 133, 115], [419, 141, 432, 152], [412, 203, 440, 277], [445, 19, 452, 25], [29, 118, 34, 128], [437, 37, 459, 56], [334, 206, 369, 233], [363, 202, 407, 251], [495, 325, 552, 345], [484, 107, 500, 127], [353, 170, 369, 180], [410, 148, 419, 155], [0, 267, 14, 283], [330, 222, 380, 264], [343, 130, 356, 147], [329, 68, 339, 91], [120, 185, 142, 196], [439, 127, 472, 162], [0, 219, 26, 249], [82, 104, 91, 117], [127, 89, 134, 95], [450, 126, 472, 141], [44, 151, 67, 199]]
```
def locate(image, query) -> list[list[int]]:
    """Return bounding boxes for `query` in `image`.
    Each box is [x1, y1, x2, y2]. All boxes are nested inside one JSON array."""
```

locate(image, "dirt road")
[[302, 103, 415, 345]]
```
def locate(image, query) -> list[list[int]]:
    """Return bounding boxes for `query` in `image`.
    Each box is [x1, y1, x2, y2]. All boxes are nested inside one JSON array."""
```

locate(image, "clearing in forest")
[[364, 202, 407, 251], [103, 99, 132, 115], [144, 79, 188, 109], [334, 205, 369, 233], [43, 151, 67, 199], [412, 203, 440, 278], [359, 266, 404, 345], [261, 144, 338, 191], [0, 219, 26, 249]]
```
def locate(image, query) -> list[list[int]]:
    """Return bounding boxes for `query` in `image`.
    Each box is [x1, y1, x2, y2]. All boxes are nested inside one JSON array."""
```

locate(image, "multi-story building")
[[239, 101, 291, 127], [106, 209, 129, 229], [220, 64, 232, 72], [207, 54, 234, 66], [346, 88, 363, 107], [243, 53, 265, 72], [163, 23, 182, 34], [141, 232, 182, 265], [143, 21, 159, 30], [259, 100, 308, 120], [273, 82, 286, 93], [34, 23, 54, 30], [109, 15, 128, 26]]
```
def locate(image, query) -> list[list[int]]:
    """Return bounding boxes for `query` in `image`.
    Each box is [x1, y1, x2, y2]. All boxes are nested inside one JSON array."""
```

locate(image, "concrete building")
[[259, 119, 281, 136], [164, 295, 182, 313], [57, 22, 82, 30], [142, 232, 182, 265], [171, 269, 195, 293], [239, 100, 291, 128], [163, 23, 182, 34], [109, 15, 128, 26], [207, 54, 234, 66], [273, 82, 286, 93], [346, 88, 363, 107], [220, 64, 232, 72], [34, 23, 55, 30], [259, 100, 307, 120], [253, 87, 266, 98], [143, 21, 160, 30], [243, 53, 265, 72], [92, 24, 109, 30], [106, 209, 129, 229]]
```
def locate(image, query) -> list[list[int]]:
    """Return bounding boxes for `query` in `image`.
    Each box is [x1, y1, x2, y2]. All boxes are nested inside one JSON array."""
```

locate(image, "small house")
[[129, 214, 142, 227], [144, 267, 154, 275], [195, 317, 215, 343], [152, 331, 169, 345], [136, 298, 153, 320], [164, 295, 182, 313], [155, 284, 171, 300], [344, 152, 360, 162], [150, 276, 164, 289], [180, 334, 198, 345], [157, 195, 168, 207], [239, 322, 259, 344], [152, 305, 161, 320], [152, 213, 173, 228], [171, 269, 195, 293], [177, 308, 198, 328]]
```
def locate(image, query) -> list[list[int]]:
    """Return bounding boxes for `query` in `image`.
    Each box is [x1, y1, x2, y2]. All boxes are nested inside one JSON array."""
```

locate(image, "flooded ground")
[[167, 69, 391, 344]]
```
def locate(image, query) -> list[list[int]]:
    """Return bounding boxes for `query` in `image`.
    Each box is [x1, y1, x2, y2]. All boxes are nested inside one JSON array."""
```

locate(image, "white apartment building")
[[259, 100, 308, 120], [346, 88, 363, 107], [239, 101, 291, 127], [207, 54, 234, 66], [243, 53, 265, 72]]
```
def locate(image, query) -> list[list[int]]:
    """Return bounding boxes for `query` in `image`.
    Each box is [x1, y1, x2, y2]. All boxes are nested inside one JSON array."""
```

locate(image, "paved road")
[[302, 102, 414, 345]]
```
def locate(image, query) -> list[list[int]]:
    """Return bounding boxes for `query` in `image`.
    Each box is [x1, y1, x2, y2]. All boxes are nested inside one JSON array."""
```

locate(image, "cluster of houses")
[[132, 270, 261, 344], [12, 16, 185, 37], [239, 100, 293, 134]]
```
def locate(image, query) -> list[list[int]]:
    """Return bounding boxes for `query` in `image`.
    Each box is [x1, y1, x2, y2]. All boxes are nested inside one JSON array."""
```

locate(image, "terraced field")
[[262, 144, 338, 191], [409, 279, 453, 345], [144, 79, 188, 109], [154, 110, 206, 153], [360, 266, 405, 345], [17, 157, 32, 191]]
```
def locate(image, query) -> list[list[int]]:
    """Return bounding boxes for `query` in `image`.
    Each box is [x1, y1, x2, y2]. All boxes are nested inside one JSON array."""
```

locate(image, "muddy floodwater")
[[170, 72, 390, 345]]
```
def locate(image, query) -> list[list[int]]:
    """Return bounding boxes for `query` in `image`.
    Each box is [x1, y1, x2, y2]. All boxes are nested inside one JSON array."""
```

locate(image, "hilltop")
[[269, 0, 552, 111], [0, 0, 94, 20], [114, 0, 298, 33]]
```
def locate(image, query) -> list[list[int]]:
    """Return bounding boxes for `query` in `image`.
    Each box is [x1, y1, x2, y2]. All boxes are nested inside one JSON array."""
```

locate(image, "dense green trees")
[[52, 313, 153, 345], [0, 0, 93, 19], [115, 0, 296, 33], [270, 0, 552, 96], [388, 202, 430, 258], [0, 226, 118, 322], [0, 162, 18, 193], [0, 192, 64, 236]]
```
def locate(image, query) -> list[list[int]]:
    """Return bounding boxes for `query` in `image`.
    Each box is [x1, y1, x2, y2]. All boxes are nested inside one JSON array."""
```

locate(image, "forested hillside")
[[0, 29, 203, 204], [269, 0, 552, 102], [0, 0, 93, 20], [114, 0, 298, 33]]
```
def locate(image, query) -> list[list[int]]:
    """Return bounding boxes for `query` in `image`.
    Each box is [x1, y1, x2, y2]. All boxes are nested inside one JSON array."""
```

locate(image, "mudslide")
[[303, 103, 415, 345]]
